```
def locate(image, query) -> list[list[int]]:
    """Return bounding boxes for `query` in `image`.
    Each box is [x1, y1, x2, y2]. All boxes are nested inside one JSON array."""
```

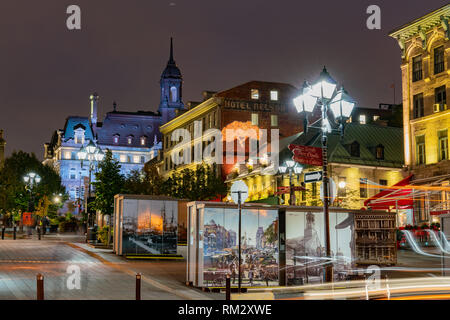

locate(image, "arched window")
[[170, 86, 177, 102]]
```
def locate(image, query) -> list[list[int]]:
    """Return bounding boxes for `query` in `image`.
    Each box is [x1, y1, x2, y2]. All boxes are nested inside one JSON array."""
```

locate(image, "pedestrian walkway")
[[0, 240, 218, 300]]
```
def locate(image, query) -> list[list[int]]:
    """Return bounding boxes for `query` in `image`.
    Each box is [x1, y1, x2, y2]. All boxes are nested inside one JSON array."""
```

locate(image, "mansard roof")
[[279, 122, 404, 168], [96, 111, 161, 148], [62, 116, 94, 142]]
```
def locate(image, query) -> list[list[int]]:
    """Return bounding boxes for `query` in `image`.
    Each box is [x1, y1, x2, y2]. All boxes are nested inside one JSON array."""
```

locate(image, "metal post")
[[322, 103, 332, 283], [238, 192, 242, 293], [289, 169, 295, 206], [38, 226, 41, 240], [293, 248, 296, 282], [1, 226, 4, 240], [136, 273, 141, 300], [13, 225, 16, 240], [225, 274, 231, 300], [36, 274, 44, 300]]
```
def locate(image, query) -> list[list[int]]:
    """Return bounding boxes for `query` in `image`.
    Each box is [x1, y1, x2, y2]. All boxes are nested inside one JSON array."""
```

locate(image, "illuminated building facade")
[[158, 81, 304, 180], [43, 39, 184, 214], [227, 120, 405, 209], [389, 4, 450, 224]]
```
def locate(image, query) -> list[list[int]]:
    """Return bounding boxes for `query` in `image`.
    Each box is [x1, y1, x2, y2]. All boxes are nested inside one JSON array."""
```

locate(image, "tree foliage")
[[0, 151, 65, 217], [91, 150, 124, 216], [123, 162, 227, 201]]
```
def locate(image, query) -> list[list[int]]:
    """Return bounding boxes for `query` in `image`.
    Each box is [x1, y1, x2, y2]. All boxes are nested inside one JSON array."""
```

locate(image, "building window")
[[311, 182, 318, 198], [416, 135, 426, 165], [375, 144, 384, 160], [435, 85, 447, 112], [251, 113, 259, 126], [140, 136, 146, 146], [170, 86, 177, 102], [270, 90, 278, 101], [338, 177, 346, 198], [360, 178, 368, 198], [359, 115, 366, 124], [373, 115, 380, 121], [113, 135, 119, 144], [120, 154, 127, 163], [141, 156, 145, 163], [350, 141, 360, 157], [251, 89, 259, 100], [127, 136, 133, 145], [438, 129, 448, 161], [271, 115, 278, 127], [434, 46, 445, 74], [413, 93, 424, 118], [133, 155, 140, 163], [412, 55, 423, 82], [70, 168, 76, 180], [64, 151, 72, 160]]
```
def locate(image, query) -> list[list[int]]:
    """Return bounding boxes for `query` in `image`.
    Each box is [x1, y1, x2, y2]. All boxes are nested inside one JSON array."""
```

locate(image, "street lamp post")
[[278, 161, 302, 206], [293, 67, 355, 283], [23, 172, 41, 233], [77, 140, 104, 228]]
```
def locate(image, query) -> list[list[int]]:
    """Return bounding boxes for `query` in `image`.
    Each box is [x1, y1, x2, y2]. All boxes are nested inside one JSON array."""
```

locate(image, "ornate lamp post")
[[23, 172, 41, 232], [293, 66, 355, 283], [279, 161, 303, 206], [77, 140, 104, 227]]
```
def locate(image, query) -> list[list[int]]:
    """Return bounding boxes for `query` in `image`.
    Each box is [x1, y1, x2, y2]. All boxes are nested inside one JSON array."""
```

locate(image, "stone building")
[[158, 81, 304, 181], [43, 38, 184, 214], [388, 4, 450, 224], [227, 120, 405, 213]]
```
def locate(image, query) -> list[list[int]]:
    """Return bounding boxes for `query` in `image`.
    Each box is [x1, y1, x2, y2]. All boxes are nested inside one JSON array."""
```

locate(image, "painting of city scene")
[[285, 211, 353, 285], [202, 208, 278, 287], [122, 200, 178, 255]]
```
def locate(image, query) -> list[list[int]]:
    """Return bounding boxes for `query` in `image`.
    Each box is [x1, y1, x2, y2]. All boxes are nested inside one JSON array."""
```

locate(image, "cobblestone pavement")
[[0, 239, 221, 300]]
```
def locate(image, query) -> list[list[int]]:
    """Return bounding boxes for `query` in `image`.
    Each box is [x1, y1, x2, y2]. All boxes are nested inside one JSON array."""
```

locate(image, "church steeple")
[[159, 37, 184, 124], [169, 37, 174, 63]]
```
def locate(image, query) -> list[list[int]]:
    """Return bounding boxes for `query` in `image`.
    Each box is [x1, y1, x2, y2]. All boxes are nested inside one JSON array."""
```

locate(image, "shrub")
[[97, 226, 113, 244]]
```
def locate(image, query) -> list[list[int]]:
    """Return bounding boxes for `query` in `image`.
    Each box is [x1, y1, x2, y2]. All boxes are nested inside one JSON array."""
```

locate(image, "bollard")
[[225, 274, 231, 301], [13, 226, 16, 240], [1, 226, 4, 240], [38, 227, 41, 241], [36, 274, 44, 300], [136, 273, 141, 300]]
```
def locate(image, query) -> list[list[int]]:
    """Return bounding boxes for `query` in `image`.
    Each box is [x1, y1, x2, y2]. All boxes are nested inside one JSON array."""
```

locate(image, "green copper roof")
[[279, 122, 404, 168]]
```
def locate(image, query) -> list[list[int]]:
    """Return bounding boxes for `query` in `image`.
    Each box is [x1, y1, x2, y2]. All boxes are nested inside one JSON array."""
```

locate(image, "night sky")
[[0, 0, 448, 159]]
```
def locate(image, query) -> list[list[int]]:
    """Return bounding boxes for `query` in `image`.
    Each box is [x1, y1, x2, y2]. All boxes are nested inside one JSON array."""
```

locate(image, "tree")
[[0, 151, 65, 229], [91, 149, 124, 245]]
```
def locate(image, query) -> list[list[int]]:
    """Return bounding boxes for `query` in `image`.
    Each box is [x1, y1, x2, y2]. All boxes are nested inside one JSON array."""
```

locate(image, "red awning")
[[364, 175, 413, 210]]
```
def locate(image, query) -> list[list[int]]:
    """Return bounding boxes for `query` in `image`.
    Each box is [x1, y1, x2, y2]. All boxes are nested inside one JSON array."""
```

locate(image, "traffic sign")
[[304, 171, 323, 183], [230, 180, 249, 204]]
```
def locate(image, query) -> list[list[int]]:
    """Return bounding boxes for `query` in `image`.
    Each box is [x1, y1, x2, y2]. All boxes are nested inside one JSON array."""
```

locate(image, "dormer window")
[[127, 135, 134, 145], [140, 136, 147, 146], [113, 134, 120, 144], [376, 144, 384, 160], [350, 141, 360, 157], [251, 89, 259, 100], [74, 127, 85, 145]]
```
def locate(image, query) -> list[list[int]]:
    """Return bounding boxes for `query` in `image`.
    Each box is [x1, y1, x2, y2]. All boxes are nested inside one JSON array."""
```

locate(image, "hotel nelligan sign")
[[223, 98, 287, 113]]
